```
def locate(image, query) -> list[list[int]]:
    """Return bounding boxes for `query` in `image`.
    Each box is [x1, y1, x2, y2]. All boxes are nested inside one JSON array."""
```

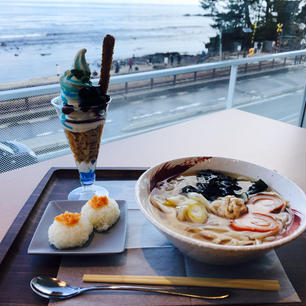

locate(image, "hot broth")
[[150, 170, 293, 246]]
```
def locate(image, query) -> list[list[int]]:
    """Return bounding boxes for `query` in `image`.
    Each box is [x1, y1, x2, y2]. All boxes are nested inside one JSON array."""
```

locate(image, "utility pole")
[[219, 29, 222, 60], [276, 23, 283, 53]]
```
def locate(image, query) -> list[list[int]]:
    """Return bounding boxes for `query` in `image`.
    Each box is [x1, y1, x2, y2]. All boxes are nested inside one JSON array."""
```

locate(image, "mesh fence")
[[0, 93, 68, 173]]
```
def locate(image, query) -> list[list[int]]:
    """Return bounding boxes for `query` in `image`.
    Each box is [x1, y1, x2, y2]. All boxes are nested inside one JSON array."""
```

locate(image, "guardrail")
[[1, 50, 306, 125]]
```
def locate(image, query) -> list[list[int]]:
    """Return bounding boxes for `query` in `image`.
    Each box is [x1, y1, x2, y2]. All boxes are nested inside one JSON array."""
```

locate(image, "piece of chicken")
[[210, 195, 247, 219]]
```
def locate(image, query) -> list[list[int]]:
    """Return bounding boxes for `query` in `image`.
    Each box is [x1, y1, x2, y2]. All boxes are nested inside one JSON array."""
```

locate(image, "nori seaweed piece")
[[181, 185, 199, 194], [181, 169, 242, 201], [248, 179, 268, 195]]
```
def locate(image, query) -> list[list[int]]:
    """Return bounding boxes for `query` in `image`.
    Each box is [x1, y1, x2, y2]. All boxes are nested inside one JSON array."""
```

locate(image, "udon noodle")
[[150, 170, 293, 246]]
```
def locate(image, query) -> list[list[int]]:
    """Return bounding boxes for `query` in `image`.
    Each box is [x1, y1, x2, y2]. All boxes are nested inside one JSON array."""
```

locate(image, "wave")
[[1, 24, 209, 47], [0, 33, 46, 40], [44, 25, 203, 37]]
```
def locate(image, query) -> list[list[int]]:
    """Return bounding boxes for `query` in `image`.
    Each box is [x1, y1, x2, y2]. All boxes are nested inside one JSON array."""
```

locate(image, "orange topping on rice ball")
[[89, 195, 109, 209], [54, 211, 81, 226]]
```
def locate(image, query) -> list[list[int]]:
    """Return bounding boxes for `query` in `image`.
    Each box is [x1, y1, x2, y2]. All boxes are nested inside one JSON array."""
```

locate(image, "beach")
[[0, 51, 212, 90], [0, 1, 216, 86]]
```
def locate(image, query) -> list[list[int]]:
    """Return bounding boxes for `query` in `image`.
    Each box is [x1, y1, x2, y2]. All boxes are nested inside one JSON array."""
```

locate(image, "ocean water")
[[0, 0, 215, 83]]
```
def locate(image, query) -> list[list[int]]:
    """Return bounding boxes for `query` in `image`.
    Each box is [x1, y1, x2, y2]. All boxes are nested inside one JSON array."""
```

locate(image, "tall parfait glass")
[[52, 96, 109, 200], [51, 37, 114, 200]]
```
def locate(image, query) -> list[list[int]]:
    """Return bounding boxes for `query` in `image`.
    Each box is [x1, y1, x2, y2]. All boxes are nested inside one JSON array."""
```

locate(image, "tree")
[[297, 0, 306, 23], [255, 1, 300, 42], [200, 0, 257, 31], [201, 0, 304, 52], [201, 0, 258, 51]]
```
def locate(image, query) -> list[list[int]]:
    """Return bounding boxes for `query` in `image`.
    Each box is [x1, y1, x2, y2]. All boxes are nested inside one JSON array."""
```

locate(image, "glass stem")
[[82, 184, 94, 190]]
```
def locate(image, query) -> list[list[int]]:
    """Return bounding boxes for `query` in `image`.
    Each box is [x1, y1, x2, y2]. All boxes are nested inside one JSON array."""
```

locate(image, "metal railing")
[[1, 49, 306, 125]]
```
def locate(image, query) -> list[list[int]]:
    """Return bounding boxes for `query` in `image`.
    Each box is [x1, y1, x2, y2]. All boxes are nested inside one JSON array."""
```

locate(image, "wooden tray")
[[0, 167, 146, 306], [0, 167, 305, 306]]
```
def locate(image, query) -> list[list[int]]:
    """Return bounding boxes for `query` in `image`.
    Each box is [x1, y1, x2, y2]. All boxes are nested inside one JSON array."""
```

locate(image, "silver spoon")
[[30, 276, 229, 300]]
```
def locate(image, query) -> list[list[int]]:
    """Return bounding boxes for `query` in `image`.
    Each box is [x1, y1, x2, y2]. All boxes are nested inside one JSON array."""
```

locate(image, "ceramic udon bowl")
[[135, 156, 306, 265]]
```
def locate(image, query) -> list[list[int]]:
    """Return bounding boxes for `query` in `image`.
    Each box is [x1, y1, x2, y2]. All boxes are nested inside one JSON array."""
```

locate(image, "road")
[[0, 65, 305, 160]]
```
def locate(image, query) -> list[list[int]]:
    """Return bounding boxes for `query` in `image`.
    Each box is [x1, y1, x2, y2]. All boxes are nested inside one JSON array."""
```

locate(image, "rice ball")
[[81, 195, 120, 231], [48, 211, 93, 249]]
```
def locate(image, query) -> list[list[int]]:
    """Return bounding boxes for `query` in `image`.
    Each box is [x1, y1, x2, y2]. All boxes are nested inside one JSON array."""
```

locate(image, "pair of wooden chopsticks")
[[83, 274, 280, 291]]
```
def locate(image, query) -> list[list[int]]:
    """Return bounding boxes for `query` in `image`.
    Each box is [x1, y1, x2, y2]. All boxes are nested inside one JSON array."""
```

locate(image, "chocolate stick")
[[99, 34, 115, 94]]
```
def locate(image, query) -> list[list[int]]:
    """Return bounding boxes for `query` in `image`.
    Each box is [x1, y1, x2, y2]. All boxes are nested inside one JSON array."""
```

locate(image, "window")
[[0, 0, 305, 172]]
